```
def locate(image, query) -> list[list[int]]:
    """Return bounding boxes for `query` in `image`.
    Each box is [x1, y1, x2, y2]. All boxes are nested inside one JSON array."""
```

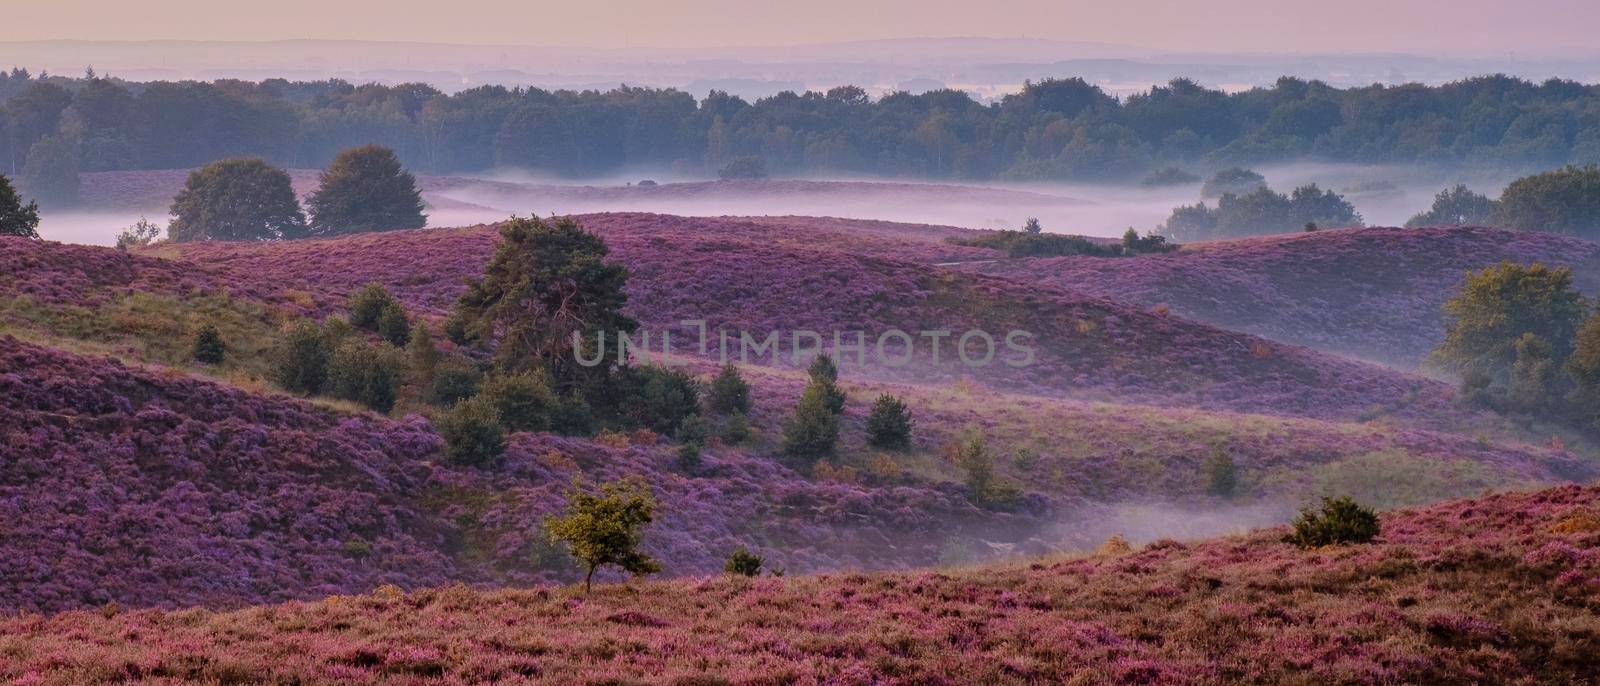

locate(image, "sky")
[[4, 0, 1599, 56]]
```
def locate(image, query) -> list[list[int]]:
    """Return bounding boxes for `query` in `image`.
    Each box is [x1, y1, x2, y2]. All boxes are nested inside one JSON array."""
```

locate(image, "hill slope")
[[148, 214, 1480, 425], [960, 226, 1600, 367], [5, 483, 1596, 684]]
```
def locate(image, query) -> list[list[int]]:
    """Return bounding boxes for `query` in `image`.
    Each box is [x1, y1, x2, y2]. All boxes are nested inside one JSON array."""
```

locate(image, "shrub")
[[1284, 496, 1381, 548], [482, 371, 558, 433], [1203, 446, 1238, 497], [545, 478, 661, 593], [954, 433, 1020, 510], [406, 322, 442, 382], [272, 320, 331, 395], [782, 381, 839, 462], [617, 365, 700, 435], [327, 341, 404, 412], [865, 394, 913, 449], [0, 172, 41, 239], [376, 302, 410, 347], [428, 359, 483, 407], [436, 395, 505, 467], [1022, 217, 1042, 234], [115, 217, 164, 250], [190, 324, 225, 364], [168, 157, 306, 242], [721, 413, 751, 445], [306, 145, 427, 236], [707, 363, 751, 415], [347, 283, 400, 331], [806, 355, 846, 414], [676, 441, 702, 473], [724, 546, 764, 577], [677, 413, 710, 445]]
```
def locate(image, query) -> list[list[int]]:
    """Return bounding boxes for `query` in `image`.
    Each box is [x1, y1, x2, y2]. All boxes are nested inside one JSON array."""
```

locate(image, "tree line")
[[6, 67, 1600, 193]]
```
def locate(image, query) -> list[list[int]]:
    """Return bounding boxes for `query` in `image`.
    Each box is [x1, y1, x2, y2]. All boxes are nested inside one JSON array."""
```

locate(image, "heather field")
[[137, 214, 1488, 425], [3, 483, 1595, 685], [961, 226, 1600, 367]]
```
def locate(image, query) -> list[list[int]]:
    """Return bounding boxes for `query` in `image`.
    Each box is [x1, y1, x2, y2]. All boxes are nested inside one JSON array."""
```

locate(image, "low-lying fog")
[[37, 162, 1525, 246]]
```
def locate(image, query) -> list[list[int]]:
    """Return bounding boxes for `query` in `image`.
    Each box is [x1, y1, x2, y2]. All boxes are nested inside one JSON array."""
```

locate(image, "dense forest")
[[4, 68, 1600, 181]]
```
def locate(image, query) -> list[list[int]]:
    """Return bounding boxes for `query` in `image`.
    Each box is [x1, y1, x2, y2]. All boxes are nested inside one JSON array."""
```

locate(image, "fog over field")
[[37, 162, 1522, 245]]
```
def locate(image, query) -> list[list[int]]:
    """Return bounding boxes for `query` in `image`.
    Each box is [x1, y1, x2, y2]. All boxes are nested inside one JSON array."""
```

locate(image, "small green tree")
[[545, 479, 662, 593], [1284, 496, 1380, 548], [327, 341, 404, 412], [190, 323, 225, 364], [617, 365, 701, 435], [306, 145, 427, 237], [428, 358, 484, 406], [806, 354, 846, 414], [168, 158, 306, 242], [1203, 446, 1237, 498], [782, 381, 839, 462], [954, 433, 1020, 509], [347, 283, 400, 331], [0, 173, 41, 238], [482, 371, 558, 433], [272, 320, 331, 395], [865, 394, 913, 449], [707, 363, 752, 415], [724, 546, 764, 577], [1432, 262, 1588, 391], [1023, 217, 1042, 234], [114, 217, 163, 250], [721, 412, 751, 445], [436, 395, 505, 466], [376, 302, 411, 347], [406, 322, 442, 383]]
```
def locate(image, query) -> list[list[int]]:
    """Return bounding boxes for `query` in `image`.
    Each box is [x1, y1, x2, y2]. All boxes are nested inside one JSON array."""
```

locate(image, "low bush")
[[707, 364, 751, 415], [327, 341, 404, 412], [190, 323, 225, 364], [1284, 496, 1380, 548], [347, 283, 400, 331], [724, 546, 764, 577], [271, 320, 331, 395], [428, 358, 483, 406], [865, 394, 913, 449], [481, 371, 558, 433], [435, 395, 505, 467]]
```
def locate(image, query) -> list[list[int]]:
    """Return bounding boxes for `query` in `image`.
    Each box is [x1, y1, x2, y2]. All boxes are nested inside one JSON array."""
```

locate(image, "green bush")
[[481, 371, 558, 433], [407, 322, 442, 382], [1284, 496, 1381, 548], [724, 546, 764, 577], [1203, 447, 1238, 497], [272, 320, 331, 395], [721, 413, 751, 445], [347, 283, 400, 331], [782, 381, 839, 462], [618, 365, 701, 435], [865, 394, 913, 449], [376, 302, 410, 346], [190, 323, 225, 364], [676, 441, 703, 473], [955, 433, 1020, 510], [327, 341, 404, 412], [428, 358, 484, 406], [806, 355, 846, 414], [707, 363, 752, 415], [436, 395, 505, 467]]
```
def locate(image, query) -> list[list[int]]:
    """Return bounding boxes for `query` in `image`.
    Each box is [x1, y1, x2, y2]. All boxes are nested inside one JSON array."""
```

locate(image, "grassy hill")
[[960, 226, 1600, 368], [4, 482, 1595, 684]]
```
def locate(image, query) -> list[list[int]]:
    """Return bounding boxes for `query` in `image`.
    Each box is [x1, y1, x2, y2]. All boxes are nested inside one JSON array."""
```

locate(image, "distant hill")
[[960, 226, 1600, 368]]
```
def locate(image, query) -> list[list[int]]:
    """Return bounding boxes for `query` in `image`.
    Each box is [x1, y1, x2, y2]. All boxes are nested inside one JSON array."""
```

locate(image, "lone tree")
[[306, 145, 427, 236], [865, 394, 913, 449], [1496, 165, 1600, 239], [782, 380, 840, 462], [1284, 496, 1380, 548], [0, 173, 40, 238], [707, 363, 751, 415], [451, 216, 636, 390], [190, 324, 225, 364], [806, 354, 847, 414], [169, 158, 307, 242], [724, 546, 764, 577], [545, 479, 662, 593], [1432, 262, 1588, 393]]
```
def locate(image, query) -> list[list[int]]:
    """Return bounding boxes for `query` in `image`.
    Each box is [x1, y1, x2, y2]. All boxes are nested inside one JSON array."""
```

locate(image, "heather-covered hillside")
[[961, 226, 1600, 367], [0, 337, 1047, 613], [148, 213, 1478, 424], [5, 483, 1596, 684]]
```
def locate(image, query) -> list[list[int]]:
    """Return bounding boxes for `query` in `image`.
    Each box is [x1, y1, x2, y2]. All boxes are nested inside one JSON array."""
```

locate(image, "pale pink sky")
[[5, 0, 1598, 56]]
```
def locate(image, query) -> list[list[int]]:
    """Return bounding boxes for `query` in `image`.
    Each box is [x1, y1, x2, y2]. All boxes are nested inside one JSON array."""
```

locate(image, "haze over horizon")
[[7, 0, 1600, 57]]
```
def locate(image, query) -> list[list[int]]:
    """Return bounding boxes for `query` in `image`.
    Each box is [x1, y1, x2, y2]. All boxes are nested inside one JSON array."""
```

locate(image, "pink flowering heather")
[[0, 483, 1594, 684]]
